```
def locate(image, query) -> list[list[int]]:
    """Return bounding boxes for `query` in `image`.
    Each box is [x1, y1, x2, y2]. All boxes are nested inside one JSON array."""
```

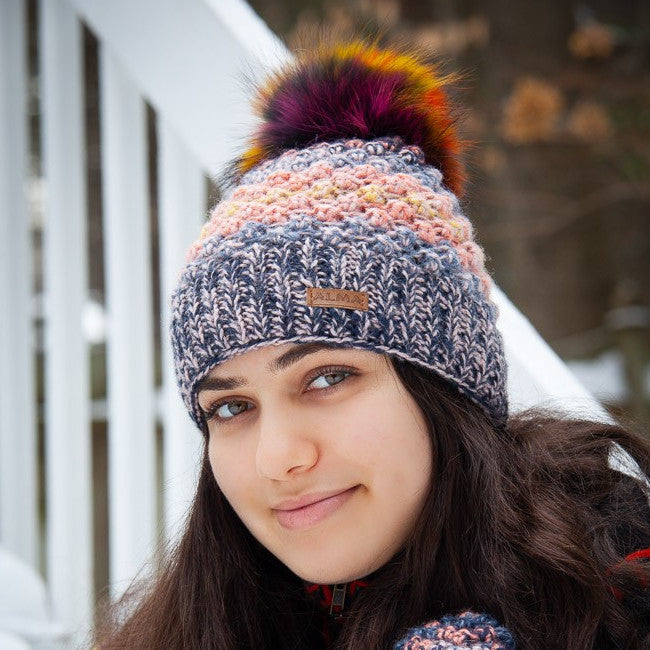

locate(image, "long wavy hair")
[[94, 357, 650, 649]]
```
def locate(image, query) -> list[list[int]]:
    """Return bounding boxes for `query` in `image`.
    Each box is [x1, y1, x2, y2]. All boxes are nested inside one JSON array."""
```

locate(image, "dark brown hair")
[[94, 357, 650, 649]]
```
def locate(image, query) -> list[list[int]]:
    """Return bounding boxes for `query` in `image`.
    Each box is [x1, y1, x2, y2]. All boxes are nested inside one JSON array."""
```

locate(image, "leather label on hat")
[[306, 287, 368, 311]]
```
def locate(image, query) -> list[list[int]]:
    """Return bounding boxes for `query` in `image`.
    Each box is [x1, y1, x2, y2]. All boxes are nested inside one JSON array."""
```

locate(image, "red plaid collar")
[[304, 579, 371, 646], [304, 579, 370, 617]]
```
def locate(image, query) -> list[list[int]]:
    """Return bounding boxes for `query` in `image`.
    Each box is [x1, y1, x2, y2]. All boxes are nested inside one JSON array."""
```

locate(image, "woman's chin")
[[290, 562, 376, 585]]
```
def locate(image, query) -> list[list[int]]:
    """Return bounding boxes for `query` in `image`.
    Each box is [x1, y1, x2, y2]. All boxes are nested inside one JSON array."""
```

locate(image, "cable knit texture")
[[393, 612, 516, 650]]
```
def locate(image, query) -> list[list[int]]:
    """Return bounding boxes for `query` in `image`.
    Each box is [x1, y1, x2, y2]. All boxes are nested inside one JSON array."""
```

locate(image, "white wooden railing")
[[0, 0, 607, 646]]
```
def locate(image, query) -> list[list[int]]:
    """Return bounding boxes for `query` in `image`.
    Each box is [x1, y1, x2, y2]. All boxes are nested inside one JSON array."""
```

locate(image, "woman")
[[95, 39, 650, 649]]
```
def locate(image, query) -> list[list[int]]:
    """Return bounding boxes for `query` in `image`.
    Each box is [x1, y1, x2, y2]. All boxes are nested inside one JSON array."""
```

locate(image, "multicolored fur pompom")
[[234, 39, 469, 196]]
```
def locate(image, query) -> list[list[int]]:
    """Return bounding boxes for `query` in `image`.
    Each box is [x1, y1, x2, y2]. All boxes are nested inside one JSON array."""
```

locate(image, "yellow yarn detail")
[[357, 184, 385, 204]]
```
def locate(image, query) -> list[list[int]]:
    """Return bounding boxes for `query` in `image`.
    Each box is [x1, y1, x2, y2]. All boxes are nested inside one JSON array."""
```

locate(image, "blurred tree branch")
[[478, 181, 650, 242]]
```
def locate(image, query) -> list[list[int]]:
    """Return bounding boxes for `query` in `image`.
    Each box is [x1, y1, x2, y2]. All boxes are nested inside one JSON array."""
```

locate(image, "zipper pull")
[[330, 584, 346, 616]]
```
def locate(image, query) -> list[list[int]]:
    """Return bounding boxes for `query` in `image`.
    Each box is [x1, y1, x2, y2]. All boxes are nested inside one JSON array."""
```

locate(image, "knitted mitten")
[[393, 611, 515, 649]]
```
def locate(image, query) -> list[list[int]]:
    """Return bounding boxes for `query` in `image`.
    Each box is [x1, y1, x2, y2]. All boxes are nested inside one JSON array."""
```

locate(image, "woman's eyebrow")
[[196, 343, 340, 393]]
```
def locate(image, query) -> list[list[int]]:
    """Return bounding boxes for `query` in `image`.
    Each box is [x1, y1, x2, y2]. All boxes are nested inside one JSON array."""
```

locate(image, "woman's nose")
[[254, 408, 319, 480]]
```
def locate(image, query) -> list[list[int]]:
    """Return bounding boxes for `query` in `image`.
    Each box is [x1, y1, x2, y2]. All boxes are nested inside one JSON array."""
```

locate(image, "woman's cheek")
[[208, 439, 236, 488], [209, 436, 256, 497]]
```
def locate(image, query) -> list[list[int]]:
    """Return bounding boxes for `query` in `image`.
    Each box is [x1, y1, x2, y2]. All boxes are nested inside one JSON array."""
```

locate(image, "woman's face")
[[199, 342, 432, 584]]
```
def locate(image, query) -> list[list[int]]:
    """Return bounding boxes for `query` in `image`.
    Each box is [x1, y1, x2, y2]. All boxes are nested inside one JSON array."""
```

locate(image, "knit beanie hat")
[[170, 40, 508, 430]]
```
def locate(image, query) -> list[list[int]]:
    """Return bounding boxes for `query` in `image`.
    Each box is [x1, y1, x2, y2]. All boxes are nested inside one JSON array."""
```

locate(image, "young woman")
[[95, 40, 650, 649]]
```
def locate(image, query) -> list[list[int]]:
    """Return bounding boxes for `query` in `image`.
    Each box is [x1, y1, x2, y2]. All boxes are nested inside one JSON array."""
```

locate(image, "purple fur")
[[260, 61, 430, 152]]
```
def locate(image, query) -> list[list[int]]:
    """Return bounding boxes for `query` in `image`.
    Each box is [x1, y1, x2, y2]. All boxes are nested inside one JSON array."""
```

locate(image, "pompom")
[[235, 39, 469, 196]]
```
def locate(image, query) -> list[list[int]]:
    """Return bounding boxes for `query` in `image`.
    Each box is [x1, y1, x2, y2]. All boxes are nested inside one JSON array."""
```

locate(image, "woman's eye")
[[204, 399, 250, 422], [308, 370, 350, 390]]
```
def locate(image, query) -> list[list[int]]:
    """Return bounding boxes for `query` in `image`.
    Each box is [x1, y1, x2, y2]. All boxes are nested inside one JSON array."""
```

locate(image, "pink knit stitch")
[[187, 164, 491, 294]]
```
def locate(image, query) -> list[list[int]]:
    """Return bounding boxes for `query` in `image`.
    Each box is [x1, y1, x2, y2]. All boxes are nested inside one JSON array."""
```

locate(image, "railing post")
[[39, 0, 93, 640], [157, 119, 205, 542], [99, 46, 157, 598], [0, 0, 38, 568]]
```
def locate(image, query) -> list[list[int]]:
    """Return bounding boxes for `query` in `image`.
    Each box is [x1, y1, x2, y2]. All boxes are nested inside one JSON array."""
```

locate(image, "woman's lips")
[[273, 486, 358, 530]]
